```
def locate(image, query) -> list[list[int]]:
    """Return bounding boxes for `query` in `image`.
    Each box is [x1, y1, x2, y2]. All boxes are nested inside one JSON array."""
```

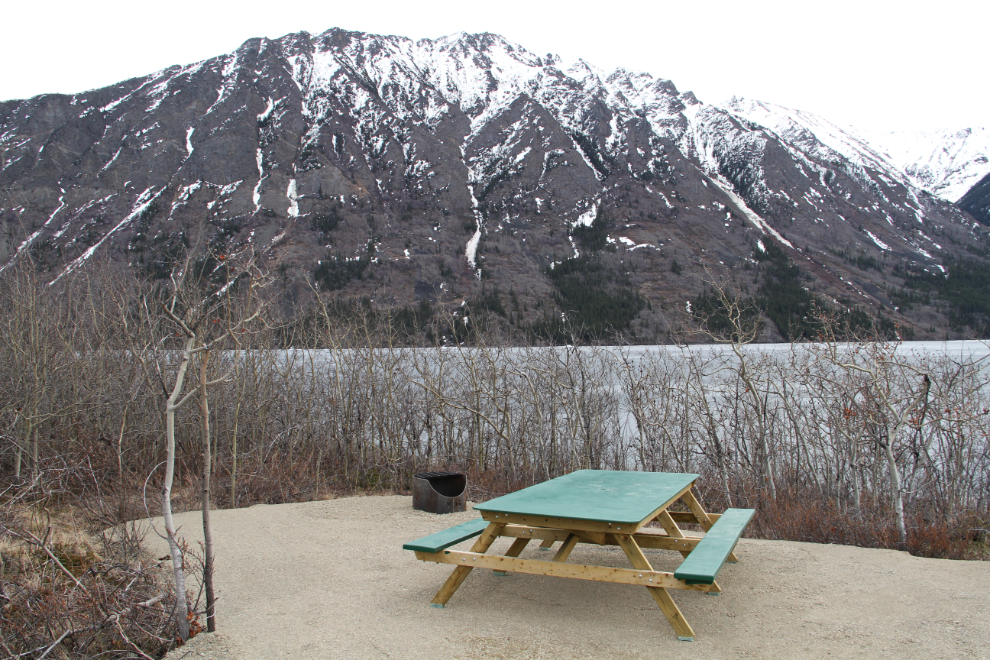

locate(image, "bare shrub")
[[0, 254, 987, 659], [0, 467, 176, 658]]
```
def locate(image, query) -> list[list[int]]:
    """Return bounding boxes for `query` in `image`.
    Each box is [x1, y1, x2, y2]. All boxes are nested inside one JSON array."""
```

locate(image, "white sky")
[[2, 0, 985, 132]]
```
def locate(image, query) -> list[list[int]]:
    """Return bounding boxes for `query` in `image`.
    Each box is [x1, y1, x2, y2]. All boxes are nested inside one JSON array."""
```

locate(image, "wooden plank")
[[474, 470, 698, 526], [668, 511, 723, 524], [403, 518, 490, 553], [499, 523, 701, 551], [614, 534, 696, 641], [415, 550, 709, 591], [493, 537, 530, 576], [674, 508, 754, 585], [624, 534, 699, 552], [552, 533, 580, 562], [576, 530, 608, 545], [668, 511, 700, 523], [539, 538, 555, 549], [638, 527, 706, 539], [429, 522, 504, 607], [501, 525, 569, 542], [481, 512, 648, 535]]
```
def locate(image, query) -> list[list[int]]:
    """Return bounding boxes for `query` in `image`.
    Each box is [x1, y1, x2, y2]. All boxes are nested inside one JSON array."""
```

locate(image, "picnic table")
[[404, 469, 754, 641]]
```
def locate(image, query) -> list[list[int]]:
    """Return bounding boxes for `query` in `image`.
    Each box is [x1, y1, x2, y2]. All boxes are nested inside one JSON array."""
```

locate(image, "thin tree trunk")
[[230, 411, 239, 507], [164, 338, 193, 642], [733, 345, 775, 499], [117, 407, 128, 487], [852, 439, 861, 510], [884, 436, 907, 549], [31, 425, 39, 480], [200, 350, 216, 633], [230, 350, 244, 507], [13, 418, 26, 480]]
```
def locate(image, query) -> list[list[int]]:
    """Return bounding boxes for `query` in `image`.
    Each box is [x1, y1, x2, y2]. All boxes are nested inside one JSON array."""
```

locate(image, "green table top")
[[474, 470, 699, 525]]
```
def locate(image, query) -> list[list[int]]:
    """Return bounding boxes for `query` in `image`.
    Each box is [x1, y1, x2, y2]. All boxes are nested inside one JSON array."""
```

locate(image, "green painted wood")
[[403, 518, 490, 553], [674, 508, 755, 584], [474, 470, 699, 525]]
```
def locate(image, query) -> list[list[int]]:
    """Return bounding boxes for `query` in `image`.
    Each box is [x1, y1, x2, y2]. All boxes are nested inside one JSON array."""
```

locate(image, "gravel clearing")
[[158, 495, 989, 660]]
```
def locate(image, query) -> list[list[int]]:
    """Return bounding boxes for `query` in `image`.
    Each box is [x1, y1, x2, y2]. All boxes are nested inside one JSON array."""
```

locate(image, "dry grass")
[[1, 471, 179, 659]]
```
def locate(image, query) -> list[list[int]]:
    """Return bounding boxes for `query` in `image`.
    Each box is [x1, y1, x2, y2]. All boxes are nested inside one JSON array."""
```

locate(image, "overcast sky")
[[2, 0, 984, 132]]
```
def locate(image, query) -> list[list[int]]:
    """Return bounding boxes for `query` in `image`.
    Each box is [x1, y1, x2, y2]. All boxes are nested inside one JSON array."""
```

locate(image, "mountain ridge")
[[2, 27, 987, 341]]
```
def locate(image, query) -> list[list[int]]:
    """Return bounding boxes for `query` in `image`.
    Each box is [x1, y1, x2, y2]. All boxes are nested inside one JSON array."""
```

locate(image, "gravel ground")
[[158, 495, 989, 660]]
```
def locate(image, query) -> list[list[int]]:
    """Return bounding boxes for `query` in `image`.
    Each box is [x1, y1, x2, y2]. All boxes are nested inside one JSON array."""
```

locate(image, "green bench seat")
[[403, 518, 490, 553], [674, 508, 755, 585]]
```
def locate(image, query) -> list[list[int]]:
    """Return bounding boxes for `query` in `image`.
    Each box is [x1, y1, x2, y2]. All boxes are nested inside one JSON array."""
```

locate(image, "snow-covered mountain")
[[720, 97, 913, 190], [1, 28, 987, 340], [717, 98, 990, 206], [865, 128, 990, 203]]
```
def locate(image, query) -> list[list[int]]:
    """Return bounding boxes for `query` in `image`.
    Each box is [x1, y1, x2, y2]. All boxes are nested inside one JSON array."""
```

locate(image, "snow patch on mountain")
[[865, 230, 890, 251], [573, 203, 597, 228], [286, 179, 299, 217], [708, 175, 794, 250], [864, 127, 990, 202]]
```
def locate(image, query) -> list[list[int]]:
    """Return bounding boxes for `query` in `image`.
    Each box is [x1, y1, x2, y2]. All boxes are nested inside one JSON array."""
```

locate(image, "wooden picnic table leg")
[[430, 522, 505, 608], [681, 489, 739, 563], [615, 534, 696, 642], [538, 538, 555, 550], [493, 537, 531, 576]]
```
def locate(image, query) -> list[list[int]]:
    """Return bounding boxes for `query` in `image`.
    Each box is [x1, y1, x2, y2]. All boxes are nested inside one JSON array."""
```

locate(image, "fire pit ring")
[[412, 472, 467, 514]]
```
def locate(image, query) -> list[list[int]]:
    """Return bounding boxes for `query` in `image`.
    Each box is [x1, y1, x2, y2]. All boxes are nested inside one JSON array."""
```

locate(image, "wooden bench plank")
[[673, 508, 754, 585], [403, 518, 490, 553]]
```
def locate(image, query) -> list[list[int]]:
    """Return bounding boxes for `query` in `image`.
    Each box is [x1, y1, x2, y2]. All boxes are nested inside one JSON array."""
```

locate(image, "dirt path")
[[158, 496, 988, 660]]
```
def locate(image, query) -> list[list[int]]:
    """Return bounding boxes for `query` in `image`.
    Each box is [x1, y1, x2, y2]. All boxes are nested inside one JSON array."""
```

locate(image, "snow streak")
[[52, 187, 166, 284]]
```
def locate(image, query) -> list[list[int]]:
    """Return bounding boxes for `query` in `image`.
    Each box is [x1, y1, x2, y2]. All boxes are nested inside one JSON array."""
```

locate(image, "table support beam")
[[655, 510, 691, 559], [498, 524, 702, 552], [493, 537, 530, 576], [615, 534, 696, 641], [552, 533, 580, 562], [415, 550, 710, 591], [430, 522, 504, 607]]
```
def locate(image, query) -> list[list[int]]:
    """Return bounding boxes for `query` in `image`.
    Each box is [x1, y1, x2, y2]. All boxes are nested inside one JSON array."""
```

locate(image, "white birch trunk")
[[164, 335, 194, 641]]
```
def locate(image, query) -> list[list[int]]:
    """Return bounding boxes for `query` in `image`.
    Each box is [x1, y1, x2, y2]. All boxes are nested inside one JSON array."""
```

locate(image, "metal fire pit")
[[412, 472, 467, 514]]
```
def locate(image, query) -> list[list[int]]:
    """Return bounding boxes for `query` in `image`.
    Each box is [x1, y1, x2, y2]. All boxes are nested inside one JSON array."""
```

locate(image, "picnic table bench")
[[404, 470, 754, 641]]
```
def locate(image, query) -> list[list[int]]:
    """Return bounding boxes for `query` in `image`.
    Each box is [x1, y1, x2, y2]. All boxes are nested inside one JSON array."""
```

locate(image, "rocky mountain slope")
[[959, 172, 990, 225], [1, 29, 987, 341]]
